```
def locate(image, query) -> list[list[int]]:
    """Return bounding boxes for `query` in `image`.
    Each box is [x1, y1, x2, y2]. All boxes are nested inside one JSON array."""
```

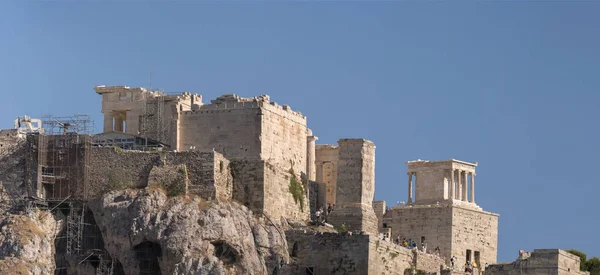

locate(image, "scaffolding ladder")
[[66, 202, 84, 256]]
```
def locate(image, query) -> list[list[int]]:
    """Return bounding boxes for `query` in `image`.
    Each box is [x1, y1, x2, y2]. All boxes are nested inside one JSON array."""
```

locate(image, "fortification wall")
[[315, 145, 339, 205], [486, 249, 588, 275], [178, 105, 262, 159], [383, 205, 454, 262], [263, 160, 309, 221], [229, 159, 309, 221], [88, 148, 232, 201], [286, 230, 447, 275], [451, 206, 498, 270], [229, 160, 265, 213], [260, 102, 307, 178]]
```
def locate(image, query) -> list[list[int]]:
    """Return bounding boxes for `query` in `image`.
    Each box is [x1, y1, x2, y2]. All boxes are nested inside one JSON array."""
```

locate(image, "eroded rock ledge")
[[88, 188, 289, 275]]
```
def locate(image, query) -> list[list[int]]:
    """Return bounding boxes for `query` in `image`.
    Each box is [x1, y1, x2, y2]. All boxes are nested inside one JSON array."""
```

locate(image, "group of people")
[[449, 256, 489, 274], [313, 204, 335, 224], [390, 236, 440, 256]]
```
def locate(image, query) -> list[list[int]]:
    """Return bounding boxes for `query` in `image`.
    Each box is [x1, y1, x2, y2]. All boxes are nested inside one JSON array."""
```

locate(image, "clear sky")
[[1, 1, 599, 262]]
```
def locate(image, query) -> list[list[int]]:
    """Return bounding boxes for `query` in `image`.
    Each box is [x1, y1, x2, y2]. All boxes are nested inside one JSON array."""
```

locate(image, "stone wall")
[[88, 147, 232, 201], [260, 102, 308, 178], [451, 206, 498, 270], [230, 160, 265, 212], [328, 139, 378, 236], [286, 230, 447, 275], [178, 105, 263, 161], [286, 230, 371, 274], [384, 205, 454, 263], [263, 160, 309, 221], [486, 249, 589, 275], [383, 204, 499, 271], [315, 144, 339, 206], [178, 96, 308, 177], [230, 159, 309, 221], [373, 200, 386, 232]]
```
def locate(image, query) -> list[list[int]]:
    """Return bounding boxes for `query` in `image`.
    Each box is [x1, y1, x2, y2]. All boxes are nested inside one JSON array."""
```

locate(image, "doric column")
[[470, 172, 475, 204], [114, 117, 124, 132], [448, 169, 454, 200], [103, 113, 113, 132], [462, 171, 468, 201], [408, 172, 413, 203], [307, 133, 318, 181]]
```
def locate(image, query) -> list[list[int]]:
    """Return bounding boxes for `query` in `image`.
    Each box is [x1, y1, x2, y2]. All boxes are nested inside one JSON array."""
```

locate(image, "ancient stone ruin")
[[0, 85, 588, 275]]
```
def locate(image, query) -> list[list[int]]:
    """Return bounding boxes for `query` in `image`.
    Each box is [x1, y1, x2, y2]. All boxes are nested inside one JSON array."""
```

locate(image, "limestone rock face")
[[89, 188, 289, 275], [0, 210, 62, 275]]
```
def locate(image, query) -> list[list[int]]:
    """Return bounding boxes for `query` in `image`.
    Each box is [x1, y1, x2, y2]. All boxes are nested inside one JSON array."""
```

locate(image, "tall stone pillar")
[[408, 172, 413, 204], [103, 113, 113, 132], [306, 130, 318, 182], [457, 170, 462, 200], [470, 172, 475, 204], [462, 171, 468, 202], [114, 118, 124, 132], [328, 139, 378, 236], [449, 169, 454, 200]]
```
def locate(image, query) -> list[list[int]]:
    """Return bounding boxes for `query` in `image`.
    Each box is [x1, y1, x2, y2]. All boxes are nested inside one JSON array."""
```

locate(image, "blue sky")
[[1, 1, 599, 262]]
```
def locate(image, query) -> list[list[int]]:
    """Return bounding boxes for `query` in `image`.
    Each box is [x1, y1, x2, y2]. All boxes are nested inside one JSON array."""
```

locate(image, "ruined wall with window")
[[451, 206, 498, 271]]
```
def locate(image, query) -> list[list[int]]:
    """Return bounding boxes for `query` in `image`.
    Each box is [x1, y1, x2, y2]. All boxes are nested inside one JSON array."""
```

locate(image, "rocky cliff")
[[89, 187, 290, 275], [0, 209, 62, 275]]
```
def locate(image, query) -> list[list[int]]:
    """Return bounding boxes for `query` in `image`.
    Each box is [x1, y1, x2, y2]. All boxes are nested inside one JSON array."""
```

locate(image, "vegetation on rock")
[[568, 249, 600, 275]]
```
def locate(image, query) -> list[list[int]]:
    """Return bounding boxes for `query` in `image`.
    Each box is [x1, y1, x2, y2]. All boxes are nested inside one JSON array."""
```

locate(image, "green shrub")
[[288, 175, 305, 212]]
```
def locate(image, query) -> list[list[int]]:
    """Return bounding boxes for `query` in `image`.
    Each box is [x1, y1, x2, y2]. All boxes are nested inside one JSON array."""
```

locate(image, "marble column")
[[449, 169, 454, 200], [408, 172, 413, 204], [470, 172, 475, 204], [456, 170, 462, 200], [307, 132, 318, 181], [462, 171, 468, 202]]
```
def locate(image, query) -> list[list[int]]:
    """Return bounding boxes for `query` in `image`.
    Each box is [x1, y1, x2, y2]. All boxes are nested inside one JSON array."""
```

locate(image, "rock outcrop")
[[89, 187, 290, 275], [0, 210, 62, 275]]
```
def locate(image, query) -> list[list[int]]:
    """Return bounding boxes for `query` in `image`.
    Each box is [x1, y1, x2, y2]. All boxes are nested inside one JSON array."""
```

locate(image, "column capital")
[[308, 135, 318, 142]]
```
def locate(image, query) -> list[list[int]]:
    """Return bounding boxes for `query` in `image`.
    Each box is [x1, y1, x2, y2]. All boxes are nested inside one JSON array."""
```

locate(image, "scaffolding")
[[50, 201, 117, 275], [41, 114, 94, 136], [140, 89, 173, 147], [66, 202, 85, 256], [34, 115, 93, 201]]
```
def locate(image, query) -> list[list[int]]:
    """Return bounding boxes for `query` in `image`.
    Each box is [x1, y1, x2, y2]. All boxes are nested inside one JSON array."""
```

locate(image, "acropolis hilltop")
[[0, 85, 589, 275]]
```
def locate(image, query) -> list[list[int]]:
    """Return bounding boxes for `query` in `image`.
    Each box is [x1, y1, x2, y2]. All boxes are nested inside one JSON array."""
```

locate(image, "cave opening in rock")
[[291, 242, 299, 258], [134, 240, 163, 275], [211, 240, 238, 267]]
